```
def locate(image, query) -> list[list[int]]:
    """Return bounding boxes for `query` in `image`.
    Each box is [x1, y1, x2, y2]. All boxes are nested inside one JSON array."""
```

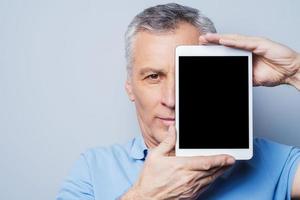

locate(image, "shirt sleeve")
[[255, 139, 300, 200], [56, 153, 94, 200], [277, 146, 300, 200]]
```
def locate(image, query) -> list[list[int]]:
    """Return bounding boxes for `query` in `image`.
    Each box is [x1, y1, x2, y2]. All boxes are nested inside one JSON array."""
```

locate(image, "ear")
[[125, 79, 135, 102]]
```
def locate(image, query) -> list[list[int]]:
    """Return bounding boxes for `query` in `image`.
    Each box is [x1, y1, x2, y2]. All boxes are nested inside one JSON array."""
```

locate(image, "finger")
[[201, 164, 226, 175], [191, 164, 232, 184], [202, 33, 250, 43], [154, 125, 176, 156], [201, 33, 264, 53], [185, 155, 235, 171], [202, 165, 232, 178], [198, 166, 230, 189], [195, 184, 210, 198], [187, 164, 225, 182], [219, 38, 258, 52], [199, 33, 221, 44], [181, 163, 230, 185], [198, 35, 209, 45], [189, 166, 231, 198], [206, 165, 231, 182]]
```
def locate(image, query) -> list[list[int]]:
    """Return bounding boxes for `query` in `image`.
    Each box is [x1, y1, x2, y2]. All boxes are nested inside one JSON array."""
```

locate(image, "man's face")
[[125, 22, 200, 148]]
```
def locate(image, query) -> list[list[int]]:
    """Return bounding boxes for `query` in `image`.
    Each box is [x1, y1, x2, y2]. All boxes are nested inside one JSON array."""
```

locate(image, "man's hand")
[[199, 33, 300, 90], [121, 126, 235, 200]]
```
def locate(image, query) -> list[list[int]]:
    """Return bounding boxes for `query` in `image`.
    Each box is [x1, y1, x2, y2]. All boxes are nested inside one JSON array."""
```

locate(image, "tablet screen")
[[179, 56, 249, 149]]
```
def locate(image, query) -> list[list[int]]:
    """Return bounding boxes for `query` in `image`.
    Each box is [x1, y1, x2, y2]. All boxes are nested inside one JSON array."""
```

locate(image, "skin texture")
[[122, 126, 235, 200], [123, 24, 300, 199], [123, 22, 235, 200], [199, 33, 300, 199], [126, 22, 200, 149], [199, 33, 300, 90]]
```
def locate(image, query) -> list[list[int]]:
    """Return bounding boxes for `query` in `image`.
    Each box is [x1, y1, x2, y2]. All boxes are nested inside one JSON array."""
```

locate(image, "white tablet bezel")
[[175, 45, 253, 160]]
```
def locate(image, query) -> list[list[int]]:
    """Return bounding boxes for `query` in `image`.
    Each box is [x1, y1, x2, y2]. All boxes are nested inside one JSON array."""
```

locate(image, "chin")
[[153, 127, 169, 143]]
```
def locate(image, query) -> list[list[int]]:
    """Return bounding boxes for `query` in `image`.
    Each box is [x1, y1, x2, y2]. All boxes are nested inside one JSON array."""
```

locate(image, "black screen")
[[179, 56, 249, 149]]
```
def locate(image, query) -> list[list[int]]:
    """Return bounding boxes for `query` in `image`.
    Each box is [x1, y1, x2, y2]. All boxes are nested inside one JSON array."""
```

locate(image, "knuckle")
[[176, 161, 186, 171], [207, 174, 215, 183], [202, 162, 211, 170]]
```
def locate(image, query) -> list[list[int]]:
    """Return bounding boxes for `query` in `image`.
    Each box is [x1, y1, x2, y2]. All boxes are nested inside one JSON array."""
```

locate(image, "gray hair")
[[125, 3, 217, 77]]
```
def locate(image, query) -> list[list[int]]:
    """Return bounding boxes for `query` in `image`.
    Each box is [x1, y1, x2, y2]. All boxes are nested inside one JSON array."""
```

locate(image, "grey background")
[[0, 0, 299, 199]]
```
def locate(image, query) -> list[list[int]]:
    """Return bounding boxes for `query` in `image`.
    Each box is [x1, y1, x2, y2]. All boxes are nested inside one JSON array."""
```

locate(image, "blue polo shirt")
[[56, 136, 300, 200]]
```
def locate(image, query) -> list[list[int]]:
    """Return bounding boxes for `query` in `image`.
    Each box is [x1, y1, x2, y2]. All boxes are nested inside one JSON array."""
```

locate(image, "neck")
[[142, 132, 159, 149]]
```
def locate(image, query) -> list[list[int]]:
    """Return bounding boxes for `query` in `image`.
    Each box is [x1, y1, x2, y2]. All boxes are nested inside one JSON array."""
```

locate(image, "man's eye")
[[144, 73, 161, 83], [147, 74, 159, 80]]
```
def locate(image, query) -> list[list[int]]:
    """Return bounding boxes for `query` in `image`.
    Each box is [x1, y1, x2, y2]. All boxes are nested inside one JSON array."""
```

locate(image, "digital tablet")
[[175, 45, 253, 160]]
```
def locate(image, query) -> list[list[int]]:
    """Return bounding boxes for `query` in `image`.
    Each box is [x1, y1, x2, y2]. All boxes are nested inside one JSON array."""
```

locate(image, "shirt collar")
[[129, 134, 148, 160]]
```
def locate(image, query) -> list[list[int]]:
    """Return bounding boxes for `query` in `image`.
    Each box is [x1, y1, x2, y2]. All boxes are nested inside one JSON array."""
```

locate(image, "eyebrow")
[[138, 67, 167, 76]]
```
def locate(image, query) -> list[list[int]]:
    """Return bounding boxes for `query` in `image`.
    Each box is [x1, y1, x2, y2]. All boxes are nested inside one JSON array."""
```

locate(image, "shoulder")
[[81, 137, 136, 168], [252, 137, 300, 176], [253, 138, 300, 199], [254, 137, 294, 158], [254, 137, 299, 160], [56, 138, 138, 199]]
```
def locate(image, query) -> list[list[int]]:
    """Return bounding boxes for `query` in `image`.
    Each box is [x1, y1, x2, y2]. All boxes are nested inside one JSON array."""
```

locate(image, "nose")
[[161, 77, 175, 109]]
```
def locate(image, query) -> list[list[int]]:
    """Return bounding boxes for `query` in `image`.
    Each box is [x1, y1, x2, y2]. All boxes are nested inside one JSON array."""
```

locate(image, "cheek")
[[136, 87, 160, 110], [133, 84, 162, 118]]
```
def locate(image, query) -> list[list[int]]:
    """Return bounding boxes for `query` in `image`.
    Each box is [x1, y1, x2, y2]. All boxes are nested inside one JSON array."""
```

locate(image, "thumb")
[[155, 125, 176, 156]]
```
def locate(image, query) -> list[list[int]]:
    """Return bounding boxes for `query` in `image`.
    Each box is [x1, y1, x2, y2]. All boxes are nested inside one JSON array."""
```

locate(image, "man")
[[56, 3, 300, 200]]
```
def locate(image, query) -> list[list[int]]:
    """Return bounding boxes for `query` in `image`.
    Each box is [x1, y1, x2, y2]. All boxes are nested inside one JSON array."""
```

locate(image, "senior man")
[[57, 3, 300, 200]]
